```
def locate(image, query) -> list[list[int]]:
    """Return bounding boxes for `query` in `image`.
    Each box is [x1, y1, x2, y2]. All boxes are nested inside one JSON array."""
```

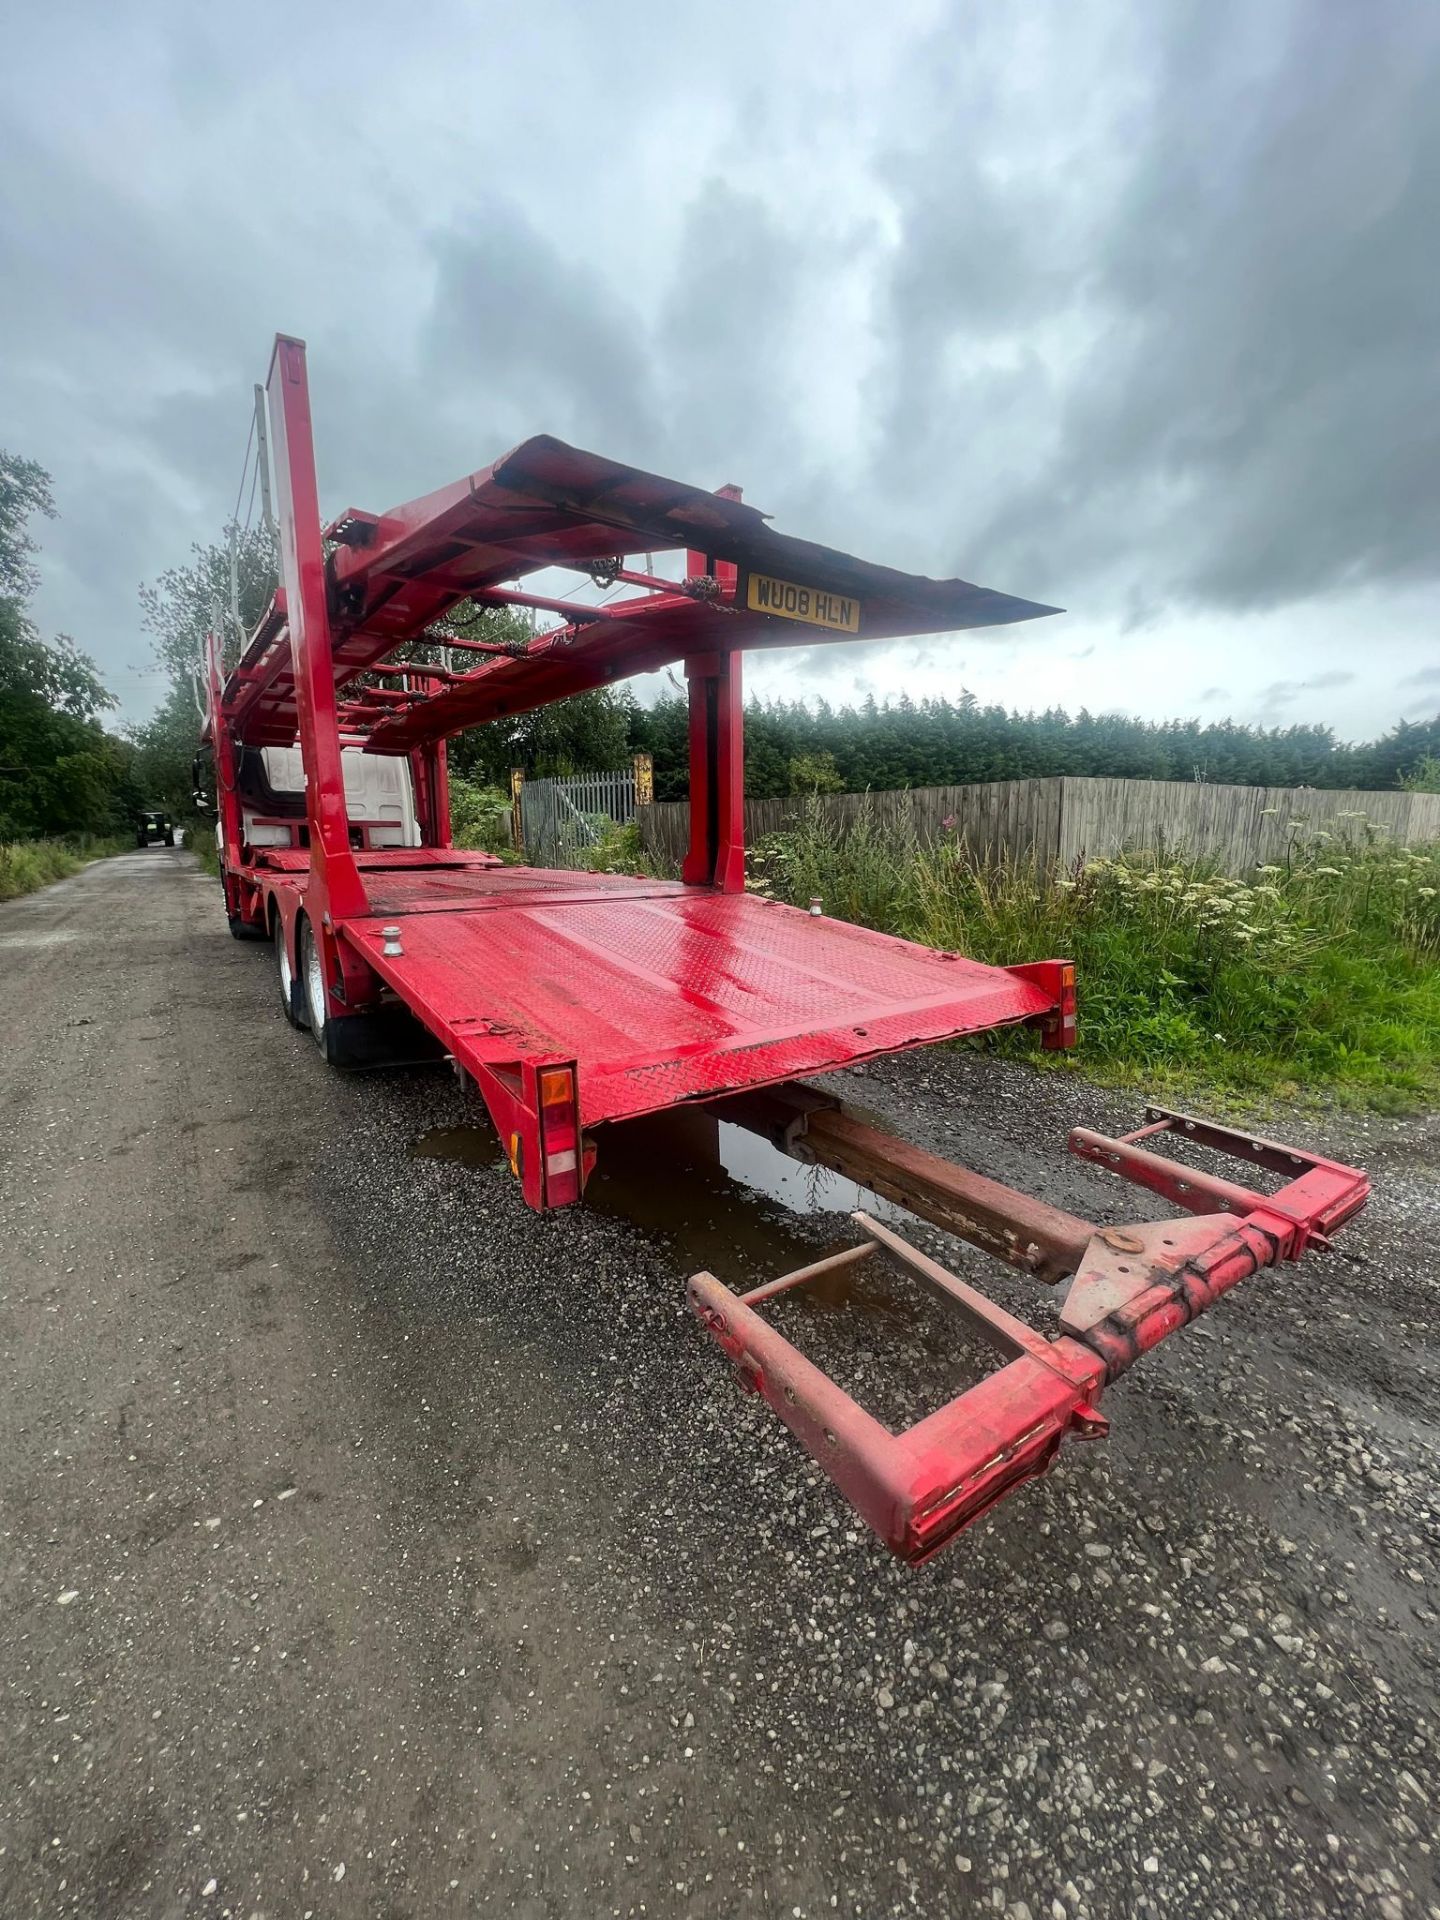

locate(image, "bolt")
[[1098, 1228, 1145, 1254]]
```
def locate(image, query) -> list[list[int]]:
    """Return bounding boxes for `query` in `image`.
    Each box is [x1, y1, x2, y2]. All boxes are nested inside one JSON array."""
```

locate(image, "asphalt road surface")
[[2, 848, 1437, 1920]]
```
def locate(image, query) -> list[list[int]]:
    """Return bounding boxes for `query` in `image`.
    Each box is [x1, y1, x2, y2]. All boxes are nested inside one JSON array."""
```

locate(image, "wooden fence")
[[639, 776, 1440, 876]]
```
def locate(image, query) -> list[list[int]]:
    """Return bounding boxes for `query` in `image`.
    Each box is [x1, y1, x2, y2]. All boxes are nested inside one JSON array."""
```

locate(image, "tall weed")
[[749, 801, 1440, 1106], [0, 835, 129, 903]]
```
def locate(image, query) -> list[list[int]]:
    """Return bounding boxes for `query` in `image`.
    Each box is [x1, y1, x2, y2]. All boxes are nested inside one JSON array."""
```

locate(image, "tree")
[[127, 677, 205, 811], [0, 451, 56, 601], [787, 749, 844, 795], [0, 452, 133, 839], [140, 522, 279, 686], [626, 689, 1440, 801], [451, 674, 636, 784], [0, 612, 115, 724]]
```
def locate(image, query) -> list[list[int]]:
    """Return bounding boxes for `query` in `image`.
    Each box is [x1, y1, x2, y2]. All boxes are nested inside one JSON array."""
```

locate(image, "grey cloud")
[[871, 2, 1440, 616], [654, 180, 818, 483], [423, 203, 661, 464], [1, 0, 1436, 741], [1258, 669, 1358, 712]]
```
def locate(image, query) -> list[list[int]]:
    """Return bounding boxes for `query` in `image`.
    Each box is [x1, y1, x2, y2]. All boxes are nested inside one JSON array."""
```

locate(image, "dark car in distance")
[[136, 808, 176, 848]]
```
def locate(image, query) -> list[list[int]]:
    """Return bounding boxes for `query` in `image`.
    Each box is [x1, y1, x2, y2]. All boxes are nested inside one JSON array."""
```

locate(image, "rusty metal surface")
[[720, 1085, 1094, 1282], [691, 1110, 1370, 1564], [1069, 1126, 1268, 1220]]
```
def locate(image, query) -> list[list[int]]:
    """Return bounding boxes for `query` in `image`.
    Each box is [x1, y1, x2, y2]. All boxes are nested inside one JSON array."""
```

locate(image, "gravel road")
[[2, 848, 1436, 1920]]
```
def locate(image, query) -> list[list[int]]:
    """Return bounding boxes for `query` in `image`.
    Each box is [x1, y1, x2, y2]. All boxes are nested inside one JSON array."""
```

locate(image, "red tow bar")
[[690, 1107, 1369, 1564]]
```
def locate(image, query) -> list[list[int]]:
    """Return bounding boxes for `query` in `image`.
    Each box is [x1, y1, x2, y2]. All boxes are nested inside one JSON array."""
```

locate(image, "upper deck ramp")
[[223, 436, 1059, 750]]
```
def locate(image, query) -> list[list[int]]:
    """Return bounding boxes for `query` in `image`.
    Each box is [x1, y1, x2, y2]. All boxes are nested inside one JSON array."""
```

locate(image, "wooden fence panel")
[[1056, 778, 1440, 870], [639, 778, 1440, 876]]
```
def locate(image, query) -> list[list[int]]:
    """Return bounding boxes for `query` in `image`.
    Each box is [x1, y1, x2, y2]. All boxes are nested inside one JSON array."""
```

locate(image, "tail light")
[[537, 1062, 582, 1206]]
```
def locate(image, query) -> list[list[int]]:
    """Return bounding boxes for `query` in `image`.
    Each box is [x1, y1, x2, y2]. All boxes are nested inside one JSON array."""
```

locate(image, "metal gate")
[[517, 766, 643, 868]]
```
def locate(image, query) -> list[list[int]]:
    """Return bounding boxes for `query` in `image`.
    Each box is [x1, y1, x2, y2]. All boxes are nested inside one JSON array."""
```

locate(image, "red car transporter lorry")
[[200, 335, 1369, 1565]]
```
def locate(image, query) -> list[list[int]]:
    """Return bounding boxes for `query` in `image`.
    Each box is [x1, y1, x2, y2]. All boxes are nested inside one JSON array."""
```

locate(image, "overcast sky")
[[2, 0, 1437, 737]]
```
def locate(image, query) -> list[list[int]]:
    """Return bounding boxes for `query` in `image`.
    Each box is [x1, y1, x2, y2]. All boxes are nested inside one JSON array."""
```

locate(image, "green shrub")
[[749, 800, 1440, 1107], [578, 816, 667, 875], [449, 775, 519, 859], [0, 834, 129, 903]]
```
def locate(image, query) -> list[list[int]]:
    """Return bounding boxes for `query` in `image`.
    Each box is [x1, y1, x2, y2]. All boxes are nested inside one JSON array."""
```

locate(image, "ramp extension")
[[690, 1106, 1368, 1564]]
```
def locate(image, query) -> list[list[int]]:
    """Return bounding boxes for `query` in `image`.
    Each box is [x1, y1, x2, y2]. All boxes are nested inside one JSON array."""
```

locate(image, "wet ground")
[[2, 847, 1438, 1919]]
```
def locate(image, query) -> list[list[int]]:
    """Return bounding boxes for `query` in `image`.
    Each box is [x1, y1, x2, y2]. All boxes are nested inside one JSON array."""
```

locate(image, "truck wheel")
[[299, 917, 329, 1051], [275, 920, 306, 1028], [164, 831, 175, 847], [228, 914, 268, 942]]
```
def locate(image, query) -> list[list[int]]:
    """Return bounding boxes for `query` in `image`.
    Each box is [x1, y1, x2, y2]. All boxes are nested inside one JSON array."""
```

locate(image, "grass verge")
[[187, 827, 220, 877], [0, 835, 132, 905], [749, 802, 1440, 1111]]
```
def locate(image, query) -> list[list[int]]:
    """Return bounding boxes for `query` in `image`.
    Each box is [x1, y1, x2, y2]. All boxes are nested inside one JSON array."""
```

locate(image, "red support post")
[[207, 628, 247, 916], [681, 488, 746, 893], [408, 742, 452, 848], [679, 651, 745, 891], [265, 334, 368, 928], [429, 741, 452, 849]]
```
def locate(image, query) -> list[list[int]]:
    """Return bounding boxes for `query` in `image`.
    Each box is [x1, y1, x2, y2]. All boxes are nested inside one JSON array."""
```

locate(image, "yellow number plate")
[[745, 572, 860, 633]]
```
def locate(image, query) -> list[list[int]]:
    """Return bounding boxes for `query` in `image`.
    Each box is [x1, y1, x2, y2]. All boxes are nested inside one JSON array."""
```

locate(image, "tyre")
[[228, 913, 268, 942], [299, 916, 329, 1049], [275, 918, 306, 1027], [164, 831, 175, 847]]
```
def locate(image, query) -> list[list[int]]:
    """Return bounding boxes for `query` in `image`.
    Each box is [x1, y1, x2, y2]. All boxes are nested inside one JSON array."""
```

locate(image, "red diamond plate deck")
[[337, 872, 1053, 1127]]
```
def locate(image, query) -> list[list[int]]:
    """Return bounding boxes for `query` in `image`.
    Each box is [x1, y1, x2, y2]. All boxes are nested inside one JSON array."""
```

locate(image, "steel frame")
[[197, 335, 1372, 1557], [692, 1106, 1369, 1560], [203, 332, 1076, 1210]]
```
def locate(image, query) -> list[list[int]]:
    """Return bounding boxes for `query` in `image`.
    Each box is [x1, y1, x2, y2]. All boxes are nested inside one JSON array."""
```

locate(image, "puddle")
[[407, 1106, 905, 1290], [409, 1125, 504, 1169], [408, 1105, 1002, 1428], [585, 1109, 907, 1291]]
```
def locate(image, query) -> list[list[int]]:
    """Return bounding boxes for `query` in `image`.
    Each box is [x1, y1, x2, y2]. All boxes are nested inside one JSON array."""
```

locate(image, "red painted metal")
[[222, 425, 1057, 751], [208, 331, 1072, 1178], [692, 1109, 1368, 1561], [335, 877, 1060, 1128], [680, 650, 746, 892], [205, 627, 247, 921], [691, 1214, 1110, 1564], [1008, 958, 1077, 1050], [202, 335, 1373, 1569], [264, 336, 367, 928]]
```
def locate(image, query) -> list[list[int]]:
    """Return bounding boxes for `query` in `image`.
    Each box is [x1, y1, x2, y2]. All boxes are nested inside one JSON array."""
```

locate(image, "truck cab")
[[228, 744, 420, 855]]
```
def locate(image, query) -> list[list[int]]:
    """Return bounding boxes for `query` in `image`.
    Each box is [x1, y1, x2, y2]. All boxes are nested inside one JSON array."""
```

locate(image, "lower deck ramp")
[[339, 871, 1054, 1127]]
